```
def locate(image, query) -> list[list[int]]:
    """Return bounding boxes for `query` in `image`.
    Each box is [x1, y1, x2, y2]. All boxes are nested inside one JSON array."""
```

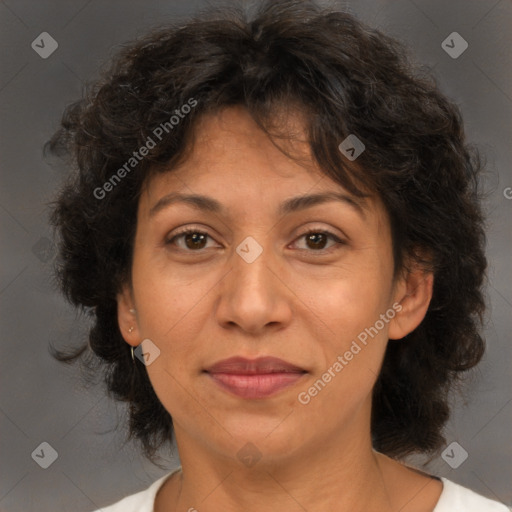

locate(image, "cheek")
[[295, 282, 391, 426], [130, 253, 215, 403], [310, 256, 393, 342], [131, 245, 213, 339], [144, 362, 206, 436], [302, 255, 393, 396]]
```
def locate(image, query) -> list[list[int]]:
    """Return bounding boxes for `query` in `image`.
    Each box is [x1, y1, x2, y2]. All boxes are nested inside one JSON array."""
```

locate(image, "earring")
[[128, 326, 134, 333], [129, 309, 136, 314]]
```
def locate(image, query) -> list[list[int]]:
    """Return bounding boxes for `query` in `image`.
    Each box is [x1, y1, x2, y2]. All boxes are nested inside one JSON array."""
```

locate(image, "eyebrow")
[[149, 191, 367, 219]]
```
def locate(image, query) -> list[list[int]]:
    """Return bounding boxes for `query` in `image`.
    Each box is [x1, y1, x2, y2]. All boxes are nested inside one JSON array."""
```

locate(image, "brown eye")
[[305, 232, 329, 250], [167, 229, 214, 251], [166, 227, 345, 254], [293, 229, 345, 252]]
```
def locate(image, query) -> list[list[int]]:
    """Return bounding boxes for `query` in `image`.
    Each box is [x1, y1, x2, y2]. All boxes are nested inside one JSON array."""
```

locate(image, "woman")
[[47, 0, 509, 510]]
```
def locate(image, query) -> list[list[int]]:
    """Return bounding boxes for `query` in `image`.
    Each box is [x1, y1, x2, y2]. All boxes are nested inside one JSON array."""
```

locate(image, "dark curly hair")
[[46, 0, 487, 465]]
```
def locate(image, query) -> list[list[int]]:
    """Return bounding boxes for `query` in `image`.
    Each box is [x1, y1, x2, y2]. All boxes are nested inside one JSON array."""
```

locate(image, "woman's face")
[[119, 105, 430, 466]]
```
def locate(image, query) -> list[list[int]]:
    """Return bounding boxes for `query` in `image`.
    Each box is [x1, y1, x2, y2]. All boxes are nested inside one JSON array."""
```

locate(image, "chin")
[[219, 415, 307, 460]]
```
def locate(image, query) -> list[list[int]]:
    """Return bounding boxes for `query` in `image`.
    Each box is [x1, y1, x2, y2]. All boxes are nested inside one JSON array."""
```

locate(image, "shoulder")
[[434, 477, 510, 512], [88, 470, 178, 512]]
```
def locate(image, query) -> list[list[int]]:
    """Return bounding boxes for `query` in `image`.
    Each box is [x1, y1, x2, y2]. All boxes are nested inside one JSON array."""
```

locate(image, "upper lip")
[[205, 356, 306, 374]]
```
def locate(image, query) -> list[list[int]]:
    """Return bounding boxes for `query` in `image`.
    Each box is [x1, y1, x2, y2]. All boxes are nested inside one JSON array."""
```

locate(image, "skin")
[[118, 105, 442, 512]]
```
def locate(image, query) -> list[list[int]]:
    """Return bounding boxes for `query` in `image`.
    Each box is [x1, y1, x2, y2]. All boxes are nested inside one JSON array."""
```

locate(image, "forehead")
[[138, 106, 385, 225], [177, 105, 317, 178]]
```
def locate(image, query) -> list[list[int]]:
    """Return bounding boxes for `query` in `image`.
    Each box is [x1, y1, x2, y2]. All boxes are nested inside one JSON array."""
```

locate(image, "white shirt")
[[91, 469, 510, 512]]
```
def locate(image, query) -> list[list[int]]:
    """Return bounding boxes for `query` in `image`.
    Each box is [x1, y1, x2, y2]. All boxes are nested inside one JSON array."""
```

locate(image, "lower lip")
[[207, 372, 306, 399]]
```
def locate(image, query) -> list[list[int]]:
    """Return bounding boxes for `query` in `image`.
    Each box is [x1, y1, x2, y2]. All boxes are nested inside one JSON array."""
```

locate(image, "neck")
[[162, 407, 398, 512]]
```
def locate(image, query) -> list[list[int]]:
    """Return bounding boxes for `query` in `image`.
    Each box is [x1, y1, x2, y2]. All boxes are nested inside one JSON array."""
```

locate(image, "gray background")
[[0, 0, 511, 510]]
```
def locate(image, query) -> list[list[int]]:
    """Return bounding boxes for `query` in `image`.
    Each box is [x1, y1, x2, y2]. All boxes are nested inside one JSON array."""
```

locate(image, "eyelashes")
[[165, 226, 346, 254]]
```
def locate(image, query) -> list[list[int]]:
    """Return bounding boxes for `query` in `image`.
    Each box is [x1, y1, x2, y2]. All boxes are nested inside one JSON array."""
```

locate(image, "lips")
[[205, 356, 305, 374], [204, 356, 307, 399]]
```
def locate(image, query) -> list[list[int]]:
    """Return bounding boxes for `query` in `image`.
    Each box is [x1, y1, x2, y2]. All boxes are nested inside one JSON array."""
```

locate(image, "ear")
[[117, 283, 140, 347], [388, 263, 434, 341]]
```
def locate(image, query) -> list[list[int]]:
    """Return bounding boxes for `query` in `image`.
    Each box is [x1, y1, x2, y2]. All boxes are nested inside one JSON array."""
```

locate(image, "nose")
[[214, 235, 293, 335]]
